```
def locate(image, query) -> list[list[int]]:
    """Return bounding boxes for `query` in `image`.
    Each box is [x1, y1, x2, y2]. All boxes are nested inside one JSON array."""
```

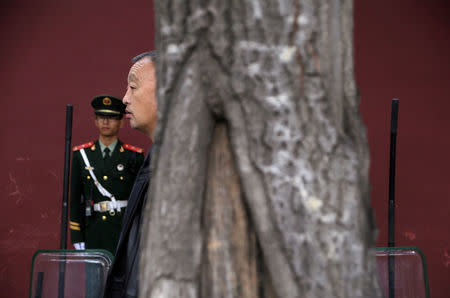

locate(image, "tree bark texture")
[[202, 123, 263, 298], [140, 0, 381, 297]]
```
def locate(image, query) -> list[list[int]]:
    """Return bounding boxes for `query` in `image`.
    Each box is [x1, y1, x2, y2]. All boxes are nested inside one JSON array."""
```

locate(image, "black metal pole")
[[388, 98, 399, 298], [34, 272, 44, 298], [58, 104, 73, 298], [60, 104, 73, 249]]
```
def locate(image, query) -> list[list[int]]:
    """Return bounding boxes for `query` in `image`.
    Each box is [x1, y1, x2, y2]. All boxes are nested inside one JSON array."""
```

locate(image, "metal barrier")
[[29, 249, 113, 298], [376, 247, 430, 298]]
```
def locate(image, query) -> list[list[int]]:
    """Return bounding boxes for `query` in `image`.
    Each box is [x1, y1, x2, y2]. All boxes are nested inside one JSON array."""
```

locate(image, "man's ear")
[[119, 118, 125, 128]]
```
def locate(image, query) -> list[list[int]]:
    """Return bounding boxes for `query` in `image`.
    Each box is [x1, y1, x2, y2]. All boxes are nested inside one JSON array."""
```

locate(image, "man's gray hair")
[[131, 51, 158, 64]]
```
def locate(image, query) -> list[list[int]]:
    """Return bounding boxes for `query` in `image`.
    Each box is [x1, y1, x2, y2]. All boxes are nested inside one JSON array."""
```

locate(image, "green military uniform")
[[69, 95, 144, 255]]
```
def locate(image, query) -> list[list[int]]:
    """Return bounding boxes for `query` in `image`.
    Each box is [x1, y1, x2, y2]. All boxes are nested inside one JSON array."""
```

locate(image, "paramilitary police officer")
[[70, 95, 144, 255]]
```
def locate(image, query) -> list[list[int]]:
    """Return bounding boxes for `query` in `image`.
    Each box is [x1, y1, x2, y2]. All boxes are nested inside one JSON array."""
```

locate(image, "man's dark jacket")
[[103, 149, 151, 298]]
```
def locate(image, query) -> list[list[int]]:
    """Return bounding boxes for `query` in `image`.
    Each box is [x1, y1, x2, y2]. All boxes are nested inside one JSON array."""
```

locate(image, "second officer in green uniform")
[[69, 95, 144, 255]]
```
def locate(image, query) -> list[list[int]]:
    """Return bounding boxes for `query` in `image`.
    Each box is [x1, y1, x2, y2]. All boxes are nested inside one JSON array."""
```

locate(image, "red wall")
[[0, 1, 449, 298], [0, 1, 154, 297], [355, 1, 450, 297]]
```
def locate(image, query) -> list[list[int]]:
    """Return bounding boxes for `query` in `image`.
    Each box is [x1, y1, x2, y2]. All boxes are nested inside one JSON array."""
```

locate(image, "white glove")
[[73, 242, 85, 250]]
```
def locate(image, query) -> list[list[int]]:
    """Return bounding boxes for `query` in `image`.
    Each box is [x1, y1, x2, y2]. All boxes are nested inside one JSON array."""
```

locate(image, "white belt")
[[94, 200, 128, 213], [79, 148, 121, 213]]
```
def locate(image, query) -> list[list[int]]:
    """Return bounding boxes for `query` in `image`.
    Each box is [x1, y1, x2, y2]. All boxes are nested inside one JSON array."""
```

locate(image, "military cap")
[[91, 95, 126, 117]]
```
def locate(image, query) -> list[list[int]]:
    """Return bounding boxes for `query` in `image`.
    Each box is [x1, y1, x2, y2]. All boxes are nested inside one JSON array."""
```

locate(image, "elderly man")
[[103, 51, 157, 298]]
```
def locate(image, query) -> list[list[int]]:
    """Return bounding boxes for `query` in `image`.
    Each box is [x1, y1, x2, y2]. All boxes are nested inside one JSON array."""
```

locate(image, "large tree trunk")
[[140, 0, 381, 297]]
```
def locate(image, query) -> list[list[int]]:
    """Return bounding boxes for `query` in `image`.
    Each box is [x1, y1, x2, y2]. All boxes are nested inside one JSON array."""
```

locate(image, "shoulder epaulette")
[[123, 144, 144, 153], [73, 141, 94, 151]]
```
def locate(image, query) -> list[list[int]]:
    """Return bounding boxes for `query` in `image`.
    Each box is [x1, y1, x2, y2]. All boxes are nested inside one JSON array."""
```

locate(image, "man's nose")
[[123, 90, 131, 105]]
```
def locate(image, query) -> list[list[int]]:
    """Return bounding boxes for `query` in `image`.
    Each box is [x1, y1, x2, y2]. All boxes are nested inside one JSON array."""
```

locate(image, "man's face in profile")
[[123, 57, 157, 138]]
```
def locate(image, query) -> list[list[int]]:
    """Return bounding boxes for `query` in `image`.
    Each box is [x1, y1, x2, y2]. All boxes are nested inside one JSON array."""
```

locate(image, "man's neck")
[[99, 135, 118, 147]]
